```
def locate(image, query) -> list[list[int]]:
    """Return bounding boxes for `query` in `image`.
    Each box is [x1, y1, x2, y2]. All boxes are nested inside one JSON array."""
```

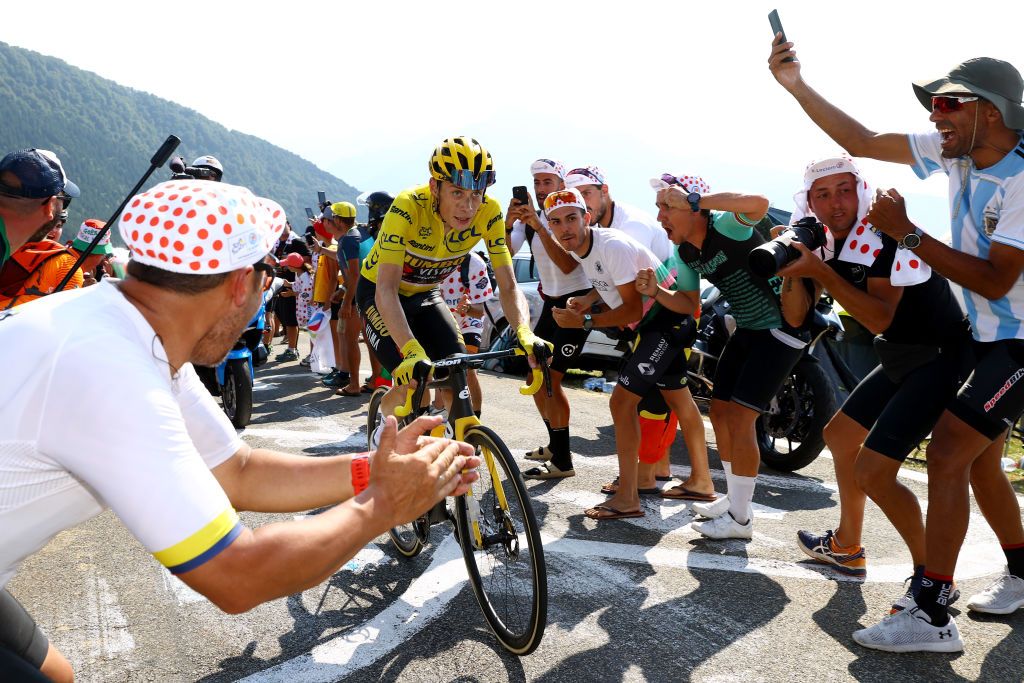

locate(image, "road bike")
[[366, 344, 551, 655]]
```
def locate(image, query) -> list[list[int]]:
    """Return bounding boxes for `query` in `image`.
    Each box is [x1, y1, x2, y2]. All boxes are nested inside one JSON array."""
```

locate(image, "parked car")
[[481, 253, 622, 366]]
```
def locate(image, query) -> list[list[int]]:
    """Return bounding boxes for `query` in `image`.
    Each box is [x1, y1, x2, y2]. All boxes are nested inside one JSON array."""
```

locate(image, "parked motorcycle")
[[197, 278, 284, 428], [686, 286, 871, 472]]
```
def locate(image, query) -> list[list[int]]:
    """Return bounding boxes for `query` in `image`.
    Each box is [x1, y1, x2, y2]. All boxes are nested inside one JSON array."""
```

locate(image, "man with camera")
[[0, 149, 79, 268], [546, 188, 704, 518], [505, 159, 593, 479], [653, 174, 812, 539], [776, 157, 971, 605], [0, 180, 479, 681], [771, 37, 1024, 653]]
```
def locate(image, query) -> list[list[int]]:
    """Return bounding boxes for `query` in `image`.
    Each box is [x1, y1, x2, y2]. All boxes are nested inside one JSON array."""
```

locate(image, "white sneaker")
[[852, 602, 963, 653], [966, 571, 1024, 615], [692, 495, 731, 518], [692, 512, 752, 540]]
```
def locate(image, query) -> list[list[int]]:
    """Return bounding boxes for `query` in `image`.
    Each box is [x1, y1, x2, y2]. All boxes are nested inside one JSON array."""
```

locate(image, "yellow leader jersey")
[[360, 184, 512, 296]]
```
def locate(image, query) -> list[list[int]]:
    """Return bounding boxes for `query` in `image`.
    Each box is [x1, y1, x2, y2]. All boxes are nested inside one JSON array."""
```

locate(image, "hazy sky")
[[4, 1, 1023, 237]]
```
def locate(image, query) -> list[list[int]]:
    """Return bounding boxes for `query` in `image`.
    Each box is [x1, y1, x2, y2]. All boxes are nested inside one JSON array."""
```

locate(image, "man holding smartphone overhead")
[[769, 16, 1024, 653]]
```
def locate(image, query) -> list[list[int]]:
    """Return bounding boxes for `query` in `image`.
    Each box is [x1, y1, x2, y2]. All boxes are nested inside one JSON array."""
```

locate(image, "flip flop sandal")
[[638, 487, 663, 496], [599, 477, 621, 494], [584, 504, 645, 520], [524, 445, 554, 462], [659, 486, 718, 501], [655, 475, 674, 482], [335, 387, 363, 397], [522, 462, 575, 480]]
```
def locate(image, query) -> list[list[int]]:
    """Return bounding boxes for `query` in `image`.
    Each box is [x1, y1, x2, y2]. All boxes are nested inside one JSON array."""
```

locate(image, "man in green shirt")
[[0, 149, 80, 266]]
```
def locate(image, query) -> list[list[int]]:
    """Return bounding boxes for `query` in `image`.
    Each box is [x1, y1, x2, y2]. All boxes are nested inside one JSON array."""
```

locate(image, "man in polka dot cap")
[[775, 156, 973, 608], [0, 180, 480, 679]]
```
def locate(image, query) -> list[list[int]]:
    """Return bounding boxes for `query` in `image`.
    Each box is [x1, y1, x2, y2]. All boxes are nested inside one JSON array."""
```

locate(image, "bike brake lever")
[[394, 361, 432, 418]]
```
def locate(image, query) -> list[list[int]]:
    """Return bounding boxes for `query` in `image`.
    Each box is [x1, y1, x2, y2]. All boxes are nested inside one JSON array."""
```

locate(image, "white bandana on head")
[[792, 156, 930, 286]]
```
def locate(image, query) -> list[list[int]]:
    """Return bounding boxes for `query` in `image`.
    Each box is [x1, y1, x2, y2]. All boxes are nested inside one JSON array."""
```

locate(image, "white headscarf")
[[792, 156, 929, 286]]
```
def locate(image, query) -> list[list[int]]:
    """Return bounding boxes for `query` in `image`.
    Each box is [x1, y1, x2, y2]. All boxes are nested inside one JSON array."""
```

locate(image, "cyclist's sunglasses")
[[449, 169, 496, 191], [931, 95, 980, 114]]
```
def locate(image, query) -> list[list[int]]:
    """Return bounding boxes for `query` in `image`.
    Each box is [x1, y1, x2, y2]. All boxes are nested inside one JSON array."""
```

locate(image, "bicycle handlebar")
[[392, 343, 553, 418]]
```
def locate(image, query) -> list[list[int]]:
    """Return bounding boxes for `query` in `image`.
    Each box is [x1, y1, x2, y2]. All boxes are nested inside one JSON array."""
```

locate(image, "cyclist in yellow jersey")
[[357, 137, 548, 420]]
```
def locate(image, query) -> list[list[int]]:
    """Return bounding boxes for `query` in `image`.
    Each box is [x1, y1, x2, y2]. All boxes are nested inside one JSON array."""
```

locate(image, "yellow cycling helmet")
[[428, 136, 496, 191]]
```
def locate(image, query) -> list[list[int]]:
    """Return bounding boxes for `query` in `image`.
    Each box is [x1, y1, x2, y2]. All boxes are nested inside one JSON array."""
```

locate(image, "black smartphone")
[[768, 9, 795, 63], [304, 207, 314, 219], [317, 191, 327, 205], [512, 185, 529, 206]]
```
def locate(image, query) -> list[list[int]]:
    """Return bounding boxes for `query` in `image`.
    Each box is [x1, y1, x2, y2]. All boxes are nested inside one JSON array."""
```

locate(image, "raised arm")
[[768, 37, 914, 165]]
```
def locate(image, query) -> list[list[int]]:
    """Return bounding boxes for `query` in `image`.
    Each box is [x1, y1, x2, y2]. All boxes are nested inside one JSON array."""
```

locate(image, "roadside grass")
[[905, 435, 1024, 495]]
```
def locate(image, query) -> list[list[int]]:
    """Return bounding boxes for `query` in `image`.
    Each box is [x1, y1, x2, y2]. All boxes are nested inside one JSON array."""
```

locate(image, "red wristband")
[[351, 453, 370, 496]]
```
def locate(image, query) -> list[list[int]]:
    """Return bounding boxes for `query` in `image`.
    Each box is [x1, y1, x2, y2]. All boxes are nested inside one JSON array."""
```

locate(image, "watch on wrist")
[[686, 192, 702, 213], [582, 313, 594, 332], [899, 227, 923, 250]]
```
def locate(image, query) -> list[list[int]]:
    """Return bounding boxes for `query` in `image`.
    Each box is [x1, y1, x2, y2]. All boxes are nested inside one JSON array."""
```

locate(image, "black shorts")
[[616, 313, 695, 397], [842, 341, 970, 460], [535, 289, 592, 373], [0, 588, 49, 671], [713, 327, 804, 413], [356, 277, 465, 372], [948, 339, 1024, 440], [275, 295, 298, 327], [330, 299, 341, 321], [463, 331, 482, 350]]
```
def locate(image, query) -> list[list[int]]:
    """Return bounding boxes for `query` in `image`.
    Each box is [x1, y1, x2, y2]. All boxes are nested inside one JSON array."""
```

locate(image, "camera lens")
[[749, 241, 791, 278]]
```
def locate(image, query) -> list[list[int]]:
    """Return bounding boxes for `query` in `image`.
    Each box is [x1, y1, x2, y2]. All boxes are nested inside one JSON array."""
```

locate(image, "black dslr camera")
[[748, 216, 828, 278], [168, 156, 220, 181]]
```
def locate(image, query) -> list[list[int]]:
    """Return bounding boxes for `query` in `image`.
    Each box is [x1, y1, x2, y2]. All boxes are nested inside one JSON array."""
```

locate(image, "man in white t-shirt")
[[772, 38, 1024, 654], [565, 165, 673, 262], [545, 189, 708, 521], [505, 159, 593, 479], [0, 181, 479, 679]]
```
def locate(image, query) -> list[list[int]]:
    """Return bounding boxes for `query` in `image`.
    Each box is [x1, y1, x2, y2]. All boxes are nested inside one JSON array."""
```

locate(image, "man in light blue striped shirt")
[[770, 38, 1024, 654]]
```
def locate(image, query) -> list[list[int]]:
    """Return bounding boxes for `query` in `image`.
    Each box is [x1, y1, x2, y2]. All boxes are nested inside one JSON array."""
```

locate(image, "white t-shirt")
[[509, 212, 591, 296], [605, 200, 673, 263], [910, 131, 1024, 342], [572, 228, 672, 329], [440, 252, 495, 335], [0, 280, 245, 589]]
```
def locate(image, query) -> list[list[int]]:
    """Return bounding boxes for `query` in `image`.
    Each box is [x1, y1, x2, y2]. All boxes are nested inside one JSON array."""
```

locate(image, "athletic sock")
[[474, 410, 482, 419], [543, 419, 553, 450], [727, 475, 756, 525], [915, 570, 953, 626], [1003, 542, 1024, 578], [722, 460, 732, 477], [909, 564, 926, 597], [549, 427, 572, 471]]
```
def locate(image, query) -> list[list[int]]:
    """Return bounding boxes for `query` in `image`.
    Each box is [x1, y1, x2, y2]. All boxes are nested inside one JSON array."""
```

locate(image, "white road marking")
[[237, 535, 465, 683], [160, 568, 206, 605], [243, 426, 363, 448], [83, 574, 136, 659]]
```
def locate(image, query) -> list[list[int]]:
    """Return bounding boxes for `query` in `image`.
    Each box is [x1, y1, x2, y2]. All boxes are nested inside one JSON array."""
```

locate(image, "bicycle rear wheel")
[[367, 386, 424, 557], [455, 425, 547, 655]]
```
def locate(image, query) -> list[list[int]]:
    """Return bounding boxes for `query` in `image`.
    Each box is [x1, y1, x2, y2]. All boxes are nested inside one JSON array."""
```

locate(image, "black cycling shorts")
[[616, 313, 695, 397], [535, 289, 592, 373], [0, 588, 49, 671], [463, 331, 482, 351], [356, 277, 465, 372], [948, 339, 1024, 440], [275, 295, 298, 328], [713, 327, 804, 413], [842, 341, 970, 460]]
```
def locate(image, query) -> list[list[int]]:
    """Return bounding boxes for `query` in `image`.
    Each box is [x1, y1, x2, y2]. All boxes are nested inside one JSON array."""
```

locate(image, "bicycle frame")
[[400, 347, 550, 550]]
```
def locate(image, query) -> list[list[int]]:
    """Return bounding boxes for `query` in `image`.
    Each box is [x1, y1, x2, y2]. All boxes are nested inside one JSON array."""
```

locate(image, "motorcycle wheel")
[[222, 358, 253, 428], [757, 359, 836, 472]]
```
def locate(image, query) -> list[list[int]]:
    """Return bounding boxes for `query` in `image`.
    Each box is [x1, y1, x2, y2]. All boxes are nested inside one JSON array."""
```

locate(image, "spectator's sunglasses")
[[931, 95, 979, 114]]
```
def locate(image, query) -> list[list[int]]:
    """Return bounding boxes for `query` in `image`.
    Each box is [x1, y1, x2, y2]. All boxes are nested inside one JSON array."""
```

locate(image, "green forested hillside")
[[0, 41, 358, 245]]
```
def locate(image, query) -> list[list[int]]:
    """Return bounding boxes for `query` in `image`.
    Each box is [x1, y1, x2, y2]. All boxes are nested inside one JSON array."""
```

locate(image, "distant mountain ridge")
[[0, 40, 358, 245]]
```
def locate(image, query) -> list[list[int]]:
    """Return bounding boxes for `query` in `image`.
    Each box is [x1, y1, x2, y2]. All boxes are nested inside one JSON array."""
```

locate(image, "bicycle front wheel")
[[455, 425, 547, 655], [367, 386, 424, 558]]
